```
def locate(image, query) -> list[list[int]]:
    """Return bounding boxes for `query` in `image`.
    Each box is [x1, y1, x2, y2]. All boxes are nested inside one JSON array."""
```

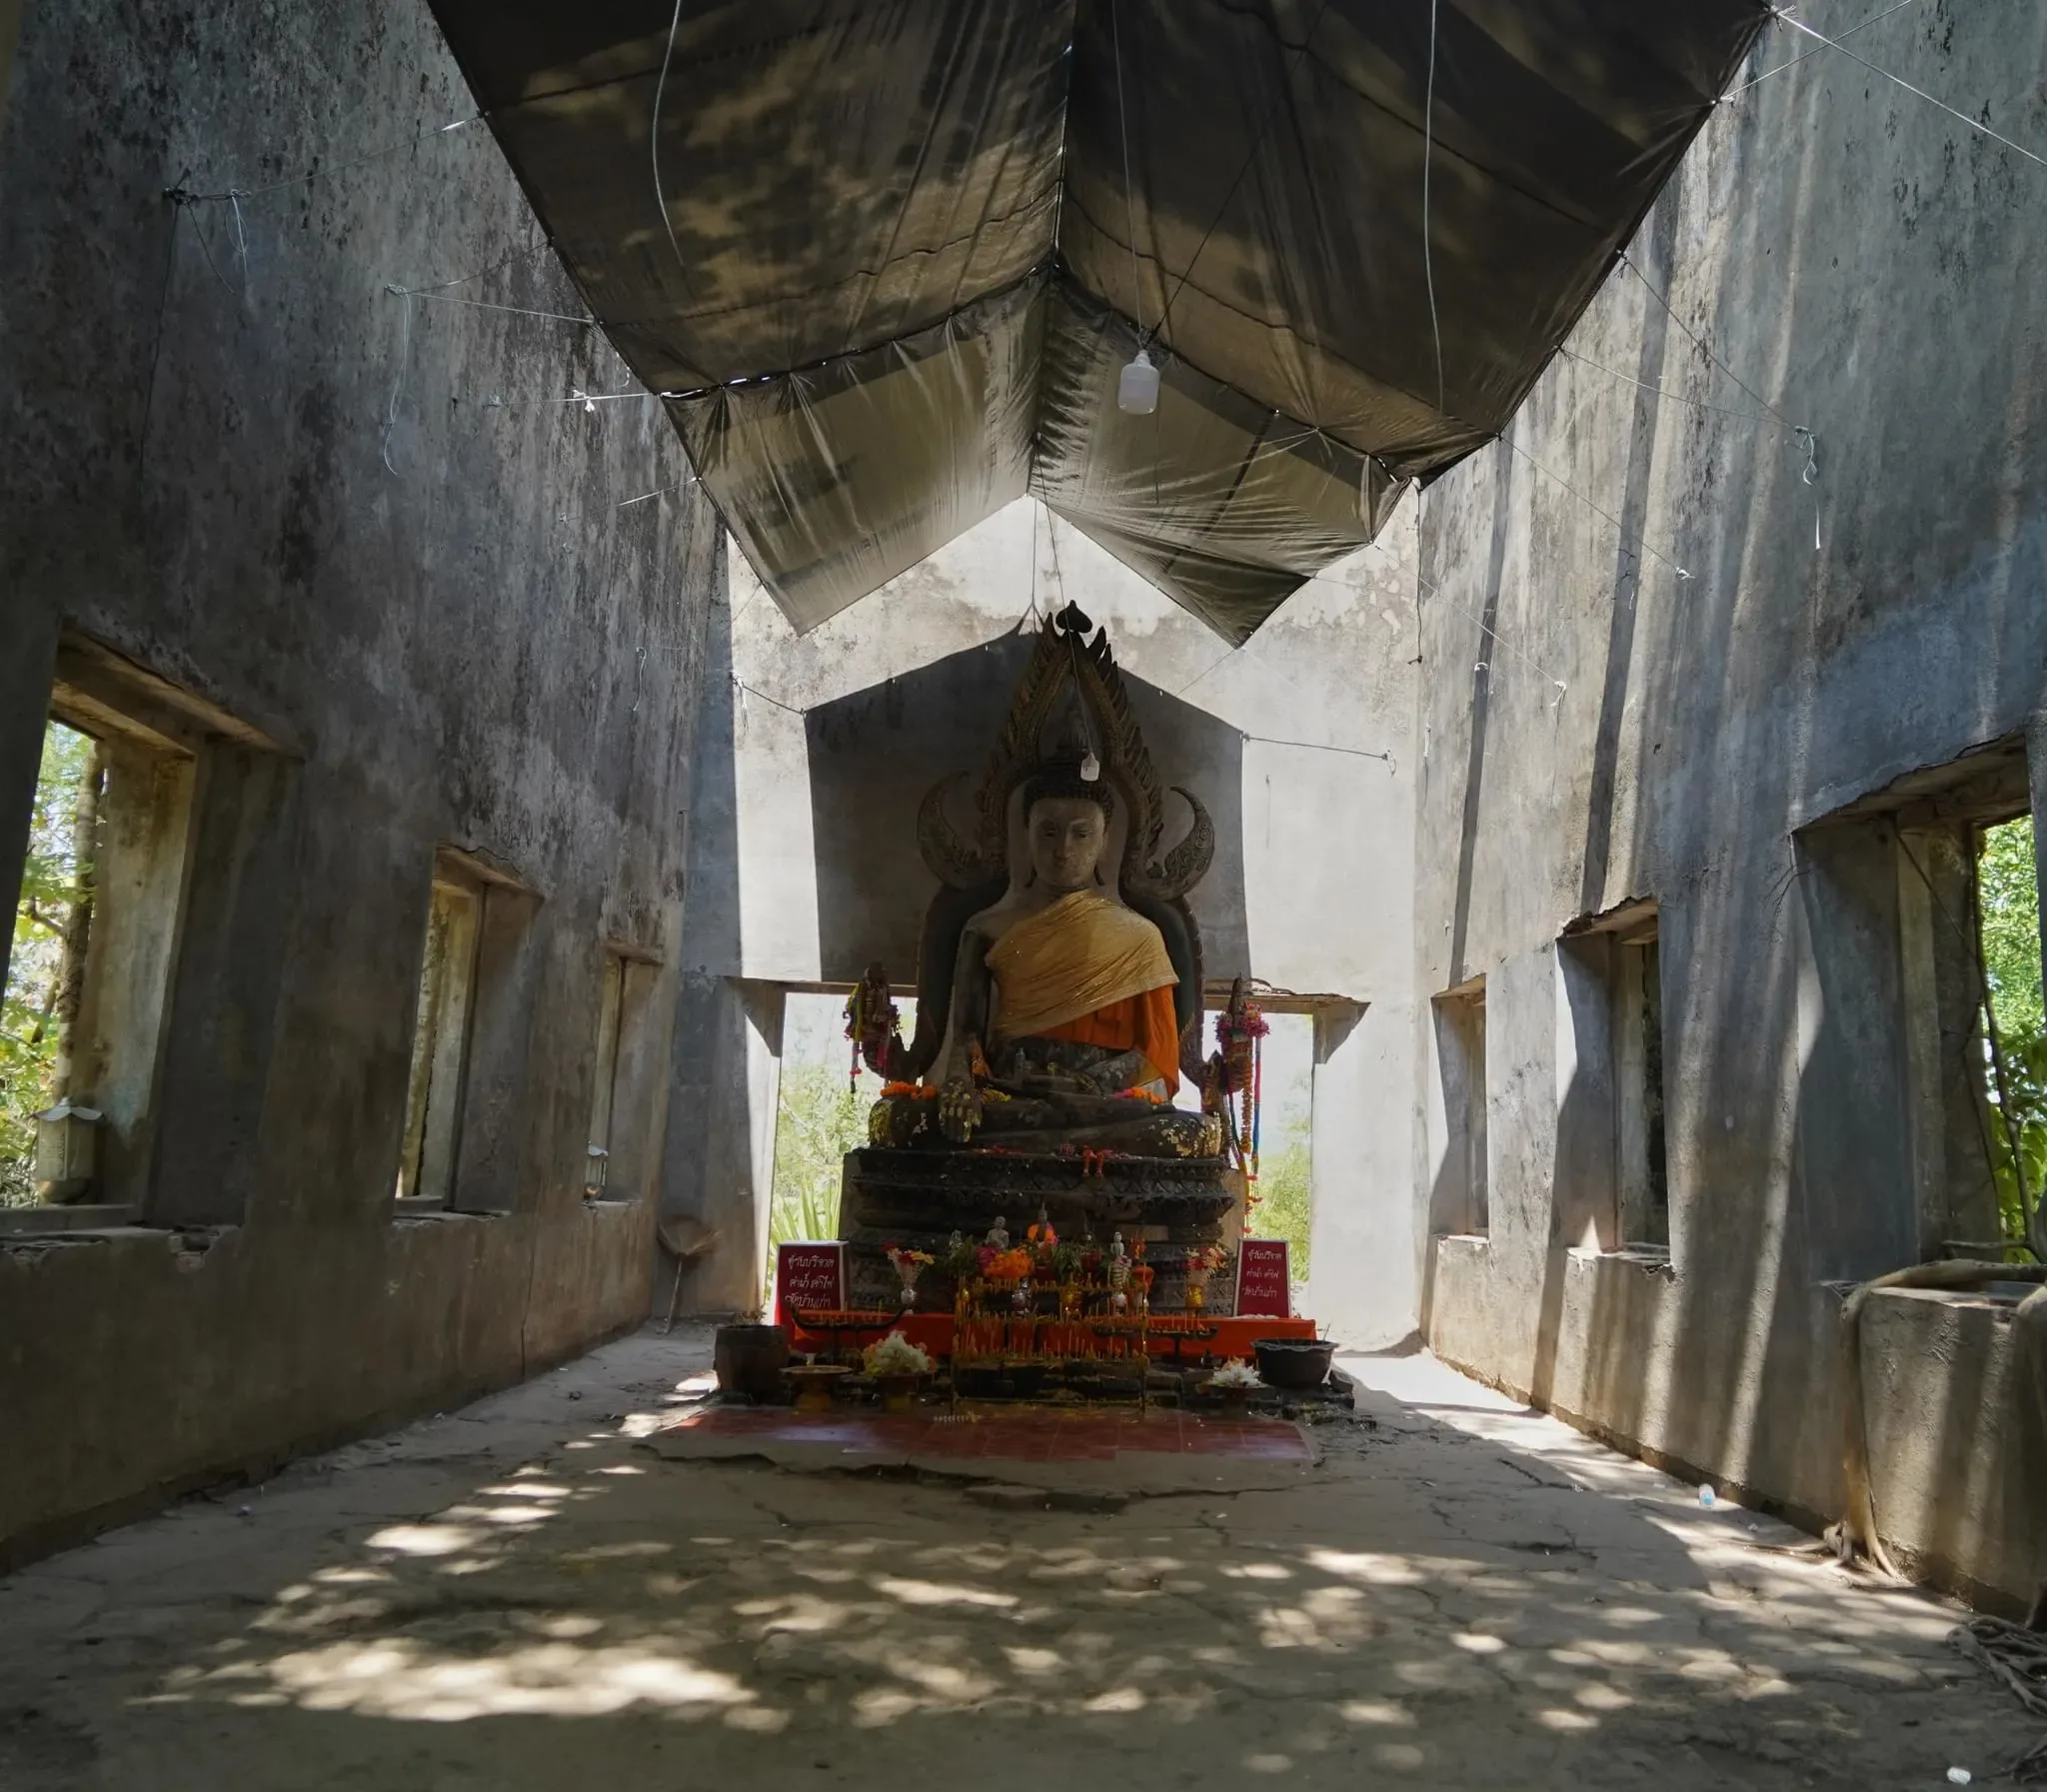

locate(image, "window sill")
[[1858, 1280, 2042, 1311], [390, 1201, 506, 1223], [0, 1202, 141, 1235], [1570, 1244, 1675, 1276], [1435, 1231, 1490, 1248]]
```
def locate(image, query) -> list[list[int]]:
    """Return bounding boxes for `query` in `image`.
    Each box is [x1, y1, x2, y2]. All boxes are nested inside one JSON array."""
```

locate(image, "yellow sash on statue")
[[985, 892, 1177, 1042]]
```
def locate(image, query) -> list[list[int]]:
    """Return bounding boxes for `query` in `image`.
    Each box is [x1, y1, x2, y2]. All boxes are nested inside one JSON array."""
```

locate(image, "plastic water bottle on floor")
[[1698, 1483, 1715, 1508]]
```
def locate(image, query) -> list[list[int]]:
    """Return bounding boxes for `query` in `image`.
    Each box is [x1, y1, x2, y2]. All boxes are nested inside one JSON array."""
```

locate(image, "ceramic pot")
[[714, 1323, 790, 1401]]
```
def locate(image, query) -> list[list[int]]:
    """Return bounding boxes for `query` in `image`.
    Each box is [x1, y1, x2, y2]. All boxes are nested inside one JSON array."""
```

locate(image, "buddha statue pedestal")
[[838, 1147, 1245, 1317]]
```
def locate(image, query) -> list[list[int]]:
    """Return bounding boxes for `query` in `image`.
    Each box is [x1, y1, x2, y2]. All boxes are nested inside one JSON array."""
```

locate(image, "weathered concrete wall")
[[1414, 8, 2047, 1607], [0, 0, 716, 1561], [666, 498, 1421, 1344]]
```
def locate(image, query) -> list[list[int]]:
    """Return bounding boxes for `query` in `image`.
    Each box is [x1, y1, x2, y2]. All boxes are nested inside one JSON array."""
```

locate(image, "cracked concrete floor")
[[0, 1328, 2028, 1790]]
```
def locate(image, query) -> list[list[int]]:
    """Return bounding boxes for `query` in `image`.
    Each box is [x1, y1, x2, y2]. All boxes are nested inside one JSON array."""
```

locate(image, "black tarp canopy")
[[431, 1, 1767, 641]]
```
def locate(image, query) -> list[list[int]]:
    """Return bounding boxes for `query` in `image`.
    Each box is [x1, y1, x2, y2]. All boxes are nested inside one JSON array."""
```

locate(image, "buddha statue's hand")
[[938, 1076, 982, 1144], [1076, 1048, 1150, 1095]]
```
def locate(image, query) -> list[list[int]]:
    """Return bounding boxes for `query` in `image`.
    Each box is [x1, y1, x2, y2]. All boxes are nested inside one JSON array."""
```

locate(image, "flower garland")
[[843, 967, 903, 1092], [1214, 996, 1269, 1181]]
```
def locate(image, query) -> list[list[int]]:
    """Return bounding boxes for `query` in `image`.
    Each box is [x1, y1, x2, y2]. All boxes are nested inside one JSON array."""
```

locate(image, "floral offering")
[[863, 1331, 934, 1377]]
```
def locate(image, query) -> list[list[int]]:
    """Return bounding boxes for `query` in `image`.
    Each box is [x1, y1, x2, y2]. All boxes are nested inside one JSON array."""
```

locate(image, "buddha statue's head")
[[1021, 765, 1115, 894]]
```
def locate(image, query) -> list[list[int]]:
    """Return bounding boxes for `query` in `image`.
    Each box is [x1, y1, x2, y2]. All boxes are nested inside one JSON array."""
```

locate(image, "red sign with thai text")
[[774, 1241, 845, 1326], [1235, 1239, 1290, 1317]]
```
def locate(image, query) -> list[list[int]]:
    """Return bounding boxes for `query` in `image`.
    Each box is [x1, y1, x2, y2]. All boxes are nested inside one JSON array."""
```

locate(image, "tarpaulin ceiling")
[[432, 0, 1768, 642]]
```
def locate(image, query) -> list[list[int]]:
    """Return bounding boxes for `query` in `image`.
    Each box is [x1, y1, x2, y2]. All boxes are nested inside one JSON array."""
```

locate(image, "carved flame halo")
[[916, 605, 1213, 902]]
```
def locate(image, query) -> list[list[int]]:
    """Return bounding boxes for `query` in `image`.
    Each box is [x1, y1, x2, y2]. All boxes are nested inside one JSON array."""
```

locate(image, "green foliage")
[[1978, 817, 2047, 1252], [767, 1060, 866, 1254], [1249, 1114, 1312, 1283], [2, 724, 94, 1204]]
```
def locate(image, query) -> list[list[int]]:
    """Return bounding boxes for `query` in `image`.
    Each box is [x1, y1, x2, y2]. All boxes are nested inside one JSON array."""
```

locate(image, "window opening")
[[1973, 814, 2045, 1258], [585, 950, 627, 1197], [1432, 978, 1488, 1235], [1242, 1009, 1313, 1291], [3, 722, 102, 1204], [395, 872, 482, 1204], [767, 991, 899, 1257], [1615, 918, 1669, 1249], [5, 691, 198, 1218]]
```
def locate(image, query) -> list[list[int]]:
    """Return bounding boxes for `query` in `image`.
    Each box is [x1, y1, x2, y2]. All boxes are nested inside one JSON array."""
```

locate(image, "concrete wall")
[[0, 0, 716, 1561], [664, 498, 1421, 1345], [1413, 8, 2047, 1609]]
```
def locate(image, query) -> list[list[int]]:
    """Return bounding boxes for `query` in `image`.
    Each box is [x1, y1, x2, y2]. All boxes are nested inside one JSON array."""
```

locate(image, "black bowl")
[[1252, 1337, 1335, 1391]]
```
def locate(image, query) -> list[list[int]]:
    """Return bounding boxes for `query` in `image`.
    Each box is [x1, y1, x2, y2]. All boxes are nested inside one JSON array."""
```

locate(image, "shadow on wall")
[[804, 632, 1249, 983]]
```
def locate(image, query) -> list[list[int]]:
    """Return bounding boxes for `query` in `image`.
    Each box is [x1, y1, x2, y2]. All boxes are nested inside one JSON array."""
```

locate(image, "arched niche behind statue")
[[803, 632, 1248, 994]]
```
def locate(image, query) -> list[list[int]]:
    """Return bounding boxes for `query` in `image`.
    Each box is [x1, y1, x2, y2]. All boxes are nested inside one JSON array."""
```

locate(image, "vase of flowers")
[[885, 1244, 934, 1310]]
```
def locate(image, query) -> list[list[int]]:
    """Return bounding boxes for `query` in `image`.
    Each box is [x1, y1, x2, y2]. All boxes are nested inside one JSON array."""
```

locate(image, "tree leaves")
[[1979, 817, 2046, 1254], [768, 1060, 865, 1255], [1249, 1114, 1312, 1284], [2, 723, 94, 1203]]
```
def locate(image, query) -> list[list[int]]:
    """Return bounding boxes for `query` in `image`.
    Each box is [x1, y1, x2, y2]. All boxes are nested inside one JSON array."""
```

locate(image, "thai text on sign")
[[774, 1241, 845, 1326], [1235, 1238, 1290, 1317]]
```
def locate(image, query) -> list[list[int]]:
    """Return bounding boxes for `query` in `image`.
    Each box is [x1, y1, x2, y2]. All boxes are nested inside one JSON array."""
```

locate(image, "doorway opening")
[[768, 990, 921, 1258]]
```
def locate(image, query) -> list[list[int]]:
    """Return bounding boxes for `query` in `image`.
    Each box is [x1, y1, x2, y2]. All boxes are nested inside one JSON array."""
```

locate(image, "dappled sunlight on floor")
[[0, 1329, 2024, 1790]]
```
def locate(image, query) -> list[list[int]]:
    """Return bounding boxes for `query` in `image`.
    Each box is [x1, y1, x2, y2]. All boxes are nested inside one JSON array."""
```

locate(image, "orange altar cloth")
[[786, 1310, 1317, 1363]]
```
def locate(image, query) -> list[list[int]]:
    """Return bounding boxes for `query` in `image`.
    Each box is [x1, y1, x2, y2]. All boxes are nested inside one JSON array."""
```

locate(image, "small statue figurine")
[[985, 1215, 1010, 1250], [1108, 1231, 1130, 1313]]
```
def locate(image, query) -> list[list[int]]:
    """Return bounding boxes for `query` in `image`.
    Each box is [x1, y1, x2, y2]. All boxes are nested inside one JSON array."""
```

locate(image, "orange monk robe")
[[985, 891, 1181, 1094], [1037, 987, 1183, 1098]]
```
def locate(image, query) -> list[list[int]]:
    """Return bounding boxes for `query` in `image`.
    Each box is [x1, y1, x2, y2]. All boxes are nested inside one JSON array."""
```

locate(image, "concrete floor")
[[0, 1329, 2031, 1790]]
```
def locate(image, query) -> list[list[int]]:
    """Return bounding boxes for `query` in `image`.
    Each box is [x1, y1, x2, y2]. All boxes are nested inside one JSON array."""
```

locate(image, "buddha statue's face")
[[1026, 796, 1108, 894]]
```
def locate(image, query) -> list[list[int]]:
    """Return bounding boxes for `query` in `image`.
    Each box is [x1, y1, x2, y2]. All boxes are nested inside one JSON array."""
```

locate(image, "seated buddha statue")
[[931, 758, 1193, 1143], [859, 605, 1223, 1160]]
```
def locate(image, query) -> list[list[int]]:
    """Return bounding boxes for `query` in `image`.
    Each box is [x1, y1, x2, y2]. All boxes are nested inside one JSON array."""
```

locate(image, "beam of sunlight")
[[1082, 1686, 1146, 1712], [363, 1524, 485, 1557], [241, 1637, 763, 1722], [869, 1575, 1019, 1610], [1338, 1698, 1416, 1726]]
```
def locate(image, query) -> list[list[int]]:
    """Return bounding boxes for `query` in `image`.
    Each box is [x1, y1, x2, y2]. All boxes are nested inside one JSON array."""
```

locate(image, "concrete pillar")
[[653, 574, 790, 1314]]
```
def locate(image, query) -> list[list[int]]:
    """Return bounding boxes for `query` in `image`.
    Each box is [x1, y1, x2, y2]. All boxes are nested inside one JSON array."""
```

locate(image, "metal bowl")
[[1252, 1337, 1335, 1391]]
